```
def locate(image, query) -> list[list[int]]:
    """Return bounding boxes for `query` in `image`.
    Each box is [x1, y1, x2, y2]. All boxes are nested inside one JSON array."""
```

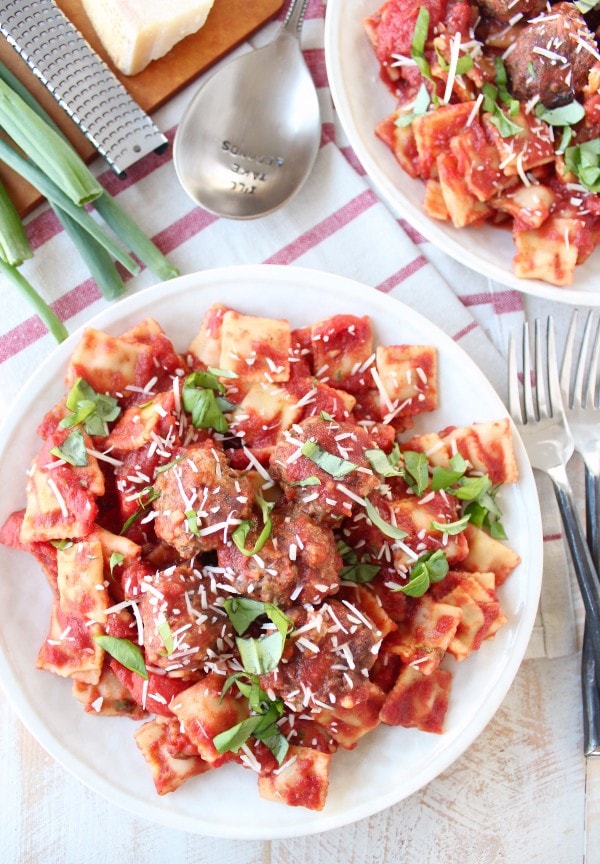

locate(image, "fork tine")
[[534, 319, 550, 420], [507, 331, 523, 424], [559, 309, 578, 409], [546, 316, 563, 419], [584, 312, 599, 410], [573, 311, 594, 410], [522, 322, 536, 423]]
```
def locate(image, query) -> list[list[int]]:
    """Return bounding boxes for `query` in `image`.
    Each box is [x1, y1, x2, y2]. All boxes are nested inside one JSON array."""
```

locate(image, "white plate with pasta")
[[0, 265, 542, 837], [324, 0, 600, 306]]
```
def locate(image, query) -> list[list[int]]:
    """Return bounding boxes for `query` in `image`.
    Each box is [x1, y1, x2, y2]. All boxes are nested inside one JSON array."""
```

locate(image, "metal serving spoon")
[[173, 0, 321, 219]]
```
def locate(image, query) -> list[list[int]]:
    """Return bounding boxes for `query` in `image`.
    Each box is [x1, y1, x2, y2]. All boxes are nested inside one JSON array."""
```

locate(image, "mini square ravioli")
[[375, 344, 437, 416], [219, 310, 291, 382]]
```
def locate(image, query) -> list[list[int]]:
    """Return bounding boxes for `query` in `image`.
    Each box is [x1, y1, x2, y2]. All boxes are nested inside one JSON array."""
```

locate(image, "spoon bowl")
[[174, 0, 321, 219]]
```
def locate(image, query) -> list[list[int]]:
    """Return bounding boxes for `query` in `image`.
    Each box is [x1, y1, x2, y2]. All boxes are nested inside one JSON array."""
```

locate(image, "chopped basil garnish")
[[435, 48, 474, 77], [574, 0, 600, 14], [431, 513, 471, 534], [182, 370, 232, 433], [120, 485, 160, 535], [93, 634, 148, 679], [410, 7, 439, 106], [50, 428, 88, 467], [207, 366, 239, 379], [223, 597, 292, 675], [59, 377, 121, 437], [464, 484, 507, 538], [109, 551, 124, 574], [300, 439, 357, 477], [154, 455, 185, 474], [364, 497, 408, 541], [365, 447, 404, 478], [398, 549, 449, 597], [185, 509, 200, 536], [564, 137, 600, 192], [50, 539, 73, 550], [231, 496, 274, 557], [535, 100, 585, 127], [494, 58, 519, 116], [337, 539, 380, 584], [291, 476, 321, 487], [157, 619, 174, 655], [214, 673, 288, 764], [483, 80, 522, 138], [403, 450, 429, 496], [395, 82, 432, 128]]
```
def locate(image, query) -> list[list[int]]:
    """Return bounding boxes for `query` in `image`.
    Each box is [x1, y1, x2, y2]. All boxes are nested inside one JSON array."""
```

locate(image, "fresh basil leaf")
[[399, 549, 449, 596], [109, 551, 124, 574], [155, 455, 185, 474], [236, 630, 285, 675], [574, 0, 600, 11], [431, 464, 464, 491], [300, 439, 357, 477], [364, 497, 409, 540], [565, 137, 600, 192], [182, 371, 231, 432], [366, 448, 404, 478], [51, 539, 73, 550], [60, 377, 121, 437], [403, 450, 429, 496], [489, 109, 522, 138], [214, 676, 288, 764], [223, 597, 291, 639], [50, 429, 88, 467], [340, 559, 381, 583], [207, 366, 239, 379], [120, 485, 160, 535], [185, 509, 200, 536], [319, 411, 334, 421], [231, 496, 274, 557], [452, 474, 492, 501], [291, 476, 321, 487], [158, 619, 174, 655], [394, 82, 432, 128], [93, 635, 148, 679], [213, 715, 265, 754], [535, 100, 585, 127], [431, 513, 471, 534]]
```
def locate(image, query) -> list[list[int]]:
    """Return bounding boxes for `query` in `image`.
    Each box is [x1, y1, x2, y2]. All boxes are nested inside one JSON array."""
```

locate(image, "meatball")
[[505, 3, 597, 107], [269, 416, 379, 524], [217, 504, 342, 606], [153, 440, 253, 558], [139, 563, 236, 673], [261, 600, 382, 712], [476, 0, 546, 24]]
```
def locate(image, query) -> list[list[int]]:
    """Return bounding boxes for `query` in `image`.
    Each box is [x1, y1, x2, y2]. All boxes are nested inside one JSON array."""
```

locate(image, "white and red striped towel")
[[0, 0, 576, 659]]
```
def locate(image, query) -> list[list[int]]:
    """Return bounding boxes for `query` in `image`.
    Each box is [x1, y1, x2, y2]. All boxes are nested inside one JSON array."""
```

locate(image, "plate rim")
[[0, 264, 544, 837]]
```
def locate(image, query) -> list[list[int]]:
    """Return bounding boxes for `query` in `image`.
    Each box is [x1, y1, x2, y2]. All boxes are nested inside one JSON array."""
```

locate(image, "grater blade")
[[0, 0, 168, 175]]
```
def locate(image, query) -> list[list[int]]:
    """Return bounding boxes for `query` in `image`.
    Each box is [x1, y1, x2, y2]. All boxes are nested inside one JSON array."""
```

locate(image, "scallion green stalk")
[[0, 138, 140, 276], [0, 258, 67, 343], [92, 193, 179, 280], [51, 205, 125, 300], [0, 78, 102, 206], [0, 181, 32, 266], [0, 61, 179, 284]]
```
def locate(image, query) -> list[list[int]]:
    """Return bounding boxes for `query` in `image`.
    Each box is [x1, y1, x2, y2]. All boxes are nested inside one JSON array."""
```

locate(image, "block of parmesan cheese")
[[81, 0, 216, 75]]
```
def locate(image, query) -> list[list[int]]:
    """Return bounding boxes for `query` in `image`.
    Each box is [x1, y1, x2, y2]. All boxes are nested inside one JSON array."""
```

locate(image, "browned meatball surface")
[[268, 416, 379, 524], [139, 563, 236, 673], [505, 3, 597, 107], [261, 599, 383, 713], [153, 440, 254, 558], [476, 0, 546, 24], [217, 504, 343, 606]]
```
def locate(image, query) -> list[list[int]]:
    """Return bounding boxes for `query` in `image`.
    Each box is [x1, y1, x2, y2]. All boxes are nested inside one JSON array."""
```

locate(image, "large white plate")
[[324, 0, 600, 307], [0, 265, 542, 838]]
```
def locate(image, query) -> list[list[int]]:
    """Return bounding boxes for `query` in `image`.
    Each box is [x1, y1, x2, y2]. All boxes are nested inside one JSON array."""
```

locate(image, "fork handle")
[[583, 466, 600, 757], [551, 475, 600, 664]]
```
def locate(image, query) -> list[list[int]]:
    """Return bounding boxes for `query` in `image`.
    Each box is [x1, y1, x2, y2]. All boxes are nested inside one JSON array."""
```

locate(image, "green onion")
[[51, 204, 125, 300], [92, 193, 179, 281], [0, 138, 140, 275], [0, 78, 102, 206], [0, 181, 32, 266], [0, 258, 67, 342]]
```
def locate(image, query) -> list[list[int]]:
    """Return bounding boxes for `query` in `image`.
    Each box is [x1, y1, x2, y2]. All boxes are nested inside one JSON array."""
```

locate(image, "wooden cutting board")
[[0, 0, 285, 215]]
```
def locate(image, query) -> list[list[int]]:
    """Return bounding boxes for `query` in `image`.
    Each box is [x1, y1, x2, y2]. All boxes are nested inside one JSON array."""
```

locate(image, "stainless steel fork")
[[508, 317, 600, 676], [560, 310, 600, 757]]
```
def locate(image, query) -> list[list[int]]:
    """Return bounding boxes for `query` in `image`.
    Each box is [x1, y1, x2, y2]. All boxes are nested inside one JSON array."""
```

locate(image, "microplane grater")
[[0, 0, 168, 175]]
